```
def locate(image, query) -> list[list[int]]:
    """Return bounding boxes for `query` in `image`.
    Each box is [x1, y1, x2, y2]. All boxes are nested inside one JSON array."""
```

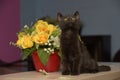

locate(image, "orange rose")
[[34, 20, 49, 33], [32, 32, 49, 44]]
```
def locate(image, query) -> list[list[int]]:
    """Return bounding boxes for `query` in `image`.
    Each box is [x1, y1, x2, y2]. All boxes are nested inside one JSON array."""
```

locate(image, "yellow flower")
[[32, 32, 49, 44], [18, 32, 26, 39], [16, 39, 22, 47], [34, 20, 49, 33], [16, 34, 33, 49], [48, 24, 57, 35]]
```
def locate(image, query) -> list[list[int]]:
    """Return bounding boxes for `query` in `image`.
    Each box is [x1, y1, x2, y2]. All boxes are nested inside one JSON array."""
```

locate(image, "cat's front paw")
[[62, 71, 70, 75]]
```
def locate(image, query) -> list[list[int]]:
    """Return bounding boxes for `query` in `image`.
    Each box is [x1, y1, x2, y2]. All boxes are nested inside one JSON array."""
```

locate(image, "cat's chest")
[[62, 30, 75, 39], [65, 30, 73, 38], [61, 30, 78, 44]]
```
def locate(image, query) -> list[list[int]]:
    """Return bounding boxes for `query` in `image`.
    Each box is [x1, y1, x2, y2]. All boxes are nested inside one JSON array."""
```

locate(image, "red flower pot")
[[32, 51, 61, 72]]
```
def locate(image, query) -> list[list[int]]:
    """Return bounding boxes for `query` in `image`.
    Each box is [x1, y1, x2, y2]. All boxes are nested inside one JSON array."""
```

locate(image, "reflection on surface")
[[0, 61, 27, 75]]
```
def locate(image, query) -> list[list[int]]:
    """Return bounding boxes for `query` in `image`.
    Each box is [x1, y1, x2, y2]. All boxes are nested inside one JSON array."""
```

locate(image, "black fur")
[[57, 11, 111, 75]]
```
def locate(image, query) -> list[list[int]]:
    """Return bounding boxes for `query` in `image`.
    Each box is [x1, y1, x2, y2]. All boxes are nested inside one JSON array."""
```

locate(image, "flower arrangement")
[[12, 19, 61, 73]]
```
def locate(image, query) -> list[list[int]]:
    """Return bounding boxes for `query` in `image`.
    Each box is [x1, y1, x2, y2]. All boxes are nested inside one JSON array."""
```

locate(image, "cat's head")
[[57, 11, 80, 31]]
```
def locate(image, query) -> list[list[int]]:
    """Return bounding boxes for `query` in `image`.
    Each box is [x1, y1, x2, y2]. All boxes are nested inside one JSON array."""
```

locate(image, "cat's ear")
[[74, 11, 80, 20], [57, 12, 63, 21]]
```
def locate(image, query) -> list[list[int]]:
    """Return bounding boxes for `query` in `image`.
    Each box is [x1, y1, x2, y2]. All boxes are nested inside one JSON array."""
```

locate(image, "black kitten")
[[57, 11, 110, 75]]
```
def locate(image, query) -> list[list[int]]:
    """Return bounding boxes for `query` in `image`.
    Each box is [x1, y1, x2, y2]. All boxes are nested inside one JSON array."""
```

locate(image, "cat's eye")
[[64, 17, 75, 21]]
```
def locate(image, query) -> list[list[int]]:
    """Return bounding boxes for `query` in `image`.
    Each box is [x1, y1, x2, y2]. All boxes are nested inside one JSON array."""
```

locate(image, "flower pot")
[[32, 51, 61, 72]]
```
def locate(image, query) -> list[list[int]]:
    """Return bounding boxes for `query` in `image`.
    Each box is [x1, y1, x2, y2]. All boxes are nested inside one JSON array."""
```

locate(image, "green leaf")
[[22, 46, 36, 60], [58, 50, 62, 58], [37, 48, 50, 65], [51, 28, 61, 37]]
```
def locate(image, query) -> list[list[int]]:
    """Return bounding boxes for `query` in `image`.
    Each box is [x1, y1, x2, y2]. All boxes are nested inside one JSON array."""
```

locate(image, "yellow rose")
[[32, 32, 49, 44], [16, 39, 22, 47], [18, 32, 26, 39], [34, 20, 49, 33], [48, 24, 57, 35], [16, 34, 33, 49]]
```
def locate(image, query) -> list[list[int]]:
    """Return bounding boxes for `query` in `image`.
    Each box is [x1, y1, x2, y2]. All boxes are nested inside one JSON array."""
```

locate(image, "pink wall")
[[0, 0, 21, 63]]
